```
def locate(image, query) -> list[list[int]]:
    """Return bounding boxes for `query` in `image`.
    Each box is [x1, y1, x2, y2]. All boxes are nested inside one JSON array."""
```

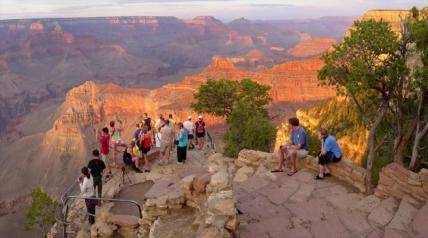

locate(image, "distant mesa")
[[30, 22, 44, 31], [287, 37, 336, 58]]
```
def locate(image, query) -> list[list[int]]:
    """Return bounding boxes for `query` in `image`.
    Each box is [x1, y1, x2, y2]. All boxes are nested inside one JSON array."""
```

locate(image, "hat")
[[198, 115, 203, 119], [187, 116, 192, 120]]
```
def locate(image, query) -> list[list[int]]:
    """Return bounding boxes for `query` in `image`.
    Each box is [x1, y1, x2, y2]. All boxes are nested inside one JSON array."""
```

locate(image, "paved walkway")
[[234, 168, 428, 238]]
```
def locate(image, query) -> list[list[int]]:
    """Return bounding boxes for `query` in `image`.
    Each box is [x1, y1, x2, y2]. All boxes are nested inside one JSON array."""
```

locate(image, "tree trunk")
[[409, 92, 428, 170], [365, 106, 387, 193], [410, 123, 428, 170]]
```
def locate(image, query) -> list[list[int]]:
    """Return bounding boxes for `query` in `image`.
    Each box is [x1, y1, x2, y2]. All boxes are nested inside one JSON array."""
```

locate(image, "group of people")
[[273, 117, 343, 180], [78, 113, 207, 224]]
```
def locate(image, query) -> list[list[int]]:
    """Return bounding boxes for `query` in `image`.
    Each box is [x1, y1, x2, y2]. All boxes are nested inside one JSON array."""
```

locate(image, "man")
[[183, 116, 195, 150], [272, 117, 308, 176], [315, 128, 342, 180], [194, 115, 206, 150], [87, 149, 106, 199], [154, 114, 164, 132], [133, 123, 142, 142], [159, 120, 174, 164], [168, 114, 176, 128], [96, 127, 112, 178], [143, 113, 153, 131]]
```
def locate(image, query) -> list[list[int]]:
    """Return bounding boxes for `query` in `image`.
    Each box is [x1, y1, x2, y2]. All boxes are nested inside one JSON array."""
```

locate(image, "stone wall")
[[141, 153, 238, 238], [375, 163, 428, 207], [234, 149, 367, 193]]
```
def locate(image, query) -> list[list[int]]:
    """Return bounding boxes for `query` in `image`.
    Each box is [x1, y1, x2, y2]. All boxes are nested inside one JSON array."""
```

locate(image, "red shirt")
[[99, 134, 110, 155]]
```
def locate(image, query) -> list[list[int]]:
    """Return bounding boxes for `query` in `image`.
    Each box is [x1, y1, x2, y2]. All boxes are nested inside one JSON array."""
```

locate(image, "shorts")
[[196, 132, 205, 138], [101, 154, 111, 165], [188, 134, 194, 140], [160, 143, 172, 154], [285, 149, 309, 160], [141, 147, 151, 154]]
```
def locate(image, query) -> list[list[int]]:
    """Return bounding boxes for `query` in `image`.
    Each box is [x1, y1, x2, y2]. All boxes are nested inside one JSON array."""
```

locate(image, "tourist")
[[110, 120, 126, 166], [168, 114, 176, 128], [315, 128, 342, 180], [143, 113, 152, 131], [175, 122, 189, 164], [155, 114, 164, 132], [159, 120, 174, 164], [87, 149, 106, 200], [133, 123, 142, 142], [272, 117, 308, 176], [79, 167, 96, 225], [183, 116, 195, 150], [123, 141, 143, 173], [96, 127, 112, 178], [194, 115, 206, 150], [138, 126, 152, 172]]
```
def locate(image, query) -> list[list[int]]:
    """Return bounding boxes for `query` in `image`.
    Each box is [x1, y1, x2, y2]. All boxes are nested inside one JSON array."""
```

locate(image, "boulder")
[[387, 199, 418, 231], [411, 202, 428, 235], [90, 221, 116, 238], [193, 173, 211, 194], [233, 166, 254, 183], [207, 171, 231, 193], [109, 214, 140, 228], [235, 150, 275, 168]]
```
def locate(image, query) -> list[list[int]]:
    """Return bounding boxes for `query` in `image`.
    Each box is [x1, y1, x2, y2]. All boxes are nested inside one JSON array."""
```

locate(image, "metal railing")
[[206, 130, 215, 150], [55, 177, 143, 238]]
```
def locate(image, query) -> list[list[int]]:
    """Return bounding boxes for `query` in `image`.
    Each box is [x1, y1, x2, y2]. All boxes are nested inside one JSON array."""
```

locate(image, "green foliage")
[[191, 78, 271, 117], [224, 103, 276, 157], [24, 187, 58, 236], [319, 20, 404, 114], [192, 79, 239, 117], [192, 78, 274, 157]]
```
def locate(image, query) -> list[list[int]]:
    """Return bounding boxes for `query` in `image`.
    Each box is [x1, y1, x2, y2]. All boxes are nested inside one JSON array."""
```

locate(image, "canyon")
[[0, 16, 349, 133], [1, 7, 419, 237]]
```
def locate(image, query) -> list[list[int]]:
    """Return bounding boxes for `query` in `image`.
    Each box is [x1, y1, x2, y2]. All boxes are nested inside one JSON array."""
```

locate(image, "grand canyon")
[[1, 3, 427, 238]]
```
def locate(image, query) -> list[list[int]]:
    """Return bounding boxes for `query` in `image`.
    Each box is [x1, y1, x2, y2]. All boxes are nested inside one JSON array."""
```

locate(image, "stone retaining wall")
[[375, 163, 428, 207], [234, 149, 367, 193]]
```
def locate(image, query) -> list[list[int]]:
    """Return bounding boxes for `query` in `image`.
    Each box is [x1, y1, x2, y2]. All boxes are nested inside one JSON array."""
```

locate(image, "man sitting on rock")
[[315, 128, 342, 180], [272, 117, 308, 176]]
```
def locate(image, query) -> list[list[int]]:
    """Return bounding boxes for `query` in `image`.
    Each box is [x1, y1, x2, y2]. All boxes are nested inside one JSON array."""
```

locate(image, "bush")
[[224, 103, 276, 157], [24, 187, 58, 237]]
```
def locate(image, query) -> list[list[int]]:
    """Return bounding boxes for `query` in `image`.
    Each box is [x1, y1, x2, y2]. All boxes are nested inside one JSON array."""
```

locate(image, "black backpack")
[[123, 150, 133, 165]]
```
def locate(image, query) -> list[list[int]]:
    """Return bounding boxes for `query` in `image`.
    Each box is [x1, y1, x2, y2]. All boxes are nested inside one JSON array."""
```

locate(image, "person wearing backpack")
[[194, 115, 206, 150], [175, 122, 188, 164], [138, 126, 152, 172], [123, 141, 143, 173]]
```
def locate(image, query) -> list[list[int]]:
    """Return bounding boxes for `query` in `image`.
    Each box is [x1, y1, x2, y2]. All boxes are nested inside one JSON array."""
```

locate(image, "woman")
[[79, 167, 96, 225], [110, 120, 126, 166], [123, 141, 143, 173], [138, 126, 152, 172], [315, 128, 342, 180], [175, 122, 188, 164]]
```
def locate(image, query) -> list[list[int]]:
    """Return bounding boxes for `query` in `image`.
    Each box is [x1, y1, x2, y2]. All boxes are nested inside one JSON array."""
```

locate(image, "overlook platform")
[[51, 149, 428, 238]]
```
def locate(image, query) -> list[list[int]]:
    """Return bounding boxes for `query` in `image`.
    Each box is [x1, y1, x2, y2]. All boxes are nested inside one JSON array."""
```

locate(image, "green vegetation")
[[24, 187, 58, 237], [318, 8, 428, 189], [192, 78, 275, 157]]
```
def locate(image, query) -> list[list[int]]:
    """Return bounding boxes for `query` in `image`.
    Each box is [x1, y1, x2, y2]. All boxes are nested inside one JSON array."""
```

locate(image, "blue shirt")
[[290, 127, 308, 150], [323, 135, 342, 158], [133, 128, 142, 141], [176, 129, 188, 147]]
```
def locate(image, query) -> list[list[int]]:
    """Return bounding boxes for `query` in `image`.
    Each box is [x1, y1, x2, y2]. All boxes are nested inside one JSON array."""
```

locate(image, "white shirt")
[[79, 176, 95, 198], [183, 120, 194, 135]]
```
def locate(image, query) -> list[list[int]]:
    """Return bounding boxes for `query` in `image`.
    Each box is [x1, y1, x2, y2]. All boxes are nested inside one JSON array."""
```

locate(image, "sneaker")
[[134, 168, 143, 173], [177, 161, 183, 165]]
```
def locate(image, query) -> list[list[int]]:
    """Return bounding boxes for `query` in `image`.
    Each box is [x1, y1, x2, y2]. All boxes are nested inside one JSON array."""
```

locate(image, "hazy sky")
[[0, 0, 426, 20]]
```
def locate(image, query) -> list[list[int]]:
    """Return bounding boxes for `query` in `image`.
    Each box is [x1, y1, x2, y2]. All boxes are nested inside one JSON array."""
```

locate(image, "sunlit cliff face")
[[44, 55, 336, 155]]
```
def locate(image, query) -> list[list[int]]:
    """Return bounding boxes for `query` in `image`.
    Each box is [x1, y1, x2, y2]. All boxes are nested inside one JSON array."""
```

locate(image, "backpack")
[[196, 121, 205, 133], [143, 134, 152, 149], [123, 150, 133, 165]]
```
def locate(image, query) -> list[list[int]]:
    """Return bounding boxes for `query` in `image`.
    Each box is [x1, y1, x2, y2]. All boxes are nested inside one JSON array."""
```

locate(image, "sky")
[[0, 0, 426, 21]]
